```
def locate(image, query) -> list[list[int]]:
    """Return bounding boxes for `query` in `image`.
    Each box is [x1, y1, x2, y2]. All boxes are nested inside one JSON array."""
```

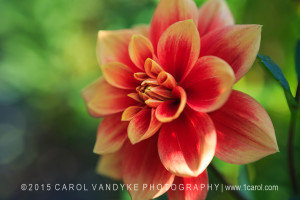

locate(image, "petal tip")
[[121, 115, 128, 122], [93, 144, 102, 155], [130, 34, 141, 42], [181, 18, 198, 28], [93, 139, 107, 155], [97, 30, 107, 39], [128, 135, 139, 145], [248, 24, 262, 32]]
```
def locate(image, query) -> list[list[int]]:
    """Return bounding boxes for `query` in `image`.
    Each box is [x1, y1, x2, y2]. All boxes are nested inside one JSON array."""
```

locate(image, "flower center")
[[128, 69, 178, 108], [138, 78, 174, 106]]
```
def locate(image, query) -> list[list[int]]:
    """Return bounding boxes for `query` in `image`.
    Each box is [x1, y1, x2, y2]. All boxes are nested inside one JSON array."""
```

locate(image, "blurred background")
[[0, 0, 299, 199]]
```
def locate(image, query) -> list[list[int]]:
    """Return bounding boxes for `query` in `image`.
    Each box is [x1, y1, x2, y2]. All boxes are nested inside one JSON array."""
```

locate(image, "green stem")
[[209, 165, 249, 200], [288, 80, 300, 194]]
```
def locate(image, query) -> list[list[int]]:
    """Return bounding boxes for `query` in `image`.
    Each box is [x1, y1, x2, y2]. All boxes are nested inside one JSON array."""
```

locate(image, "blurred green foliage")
[[0, 0, 300, 199]]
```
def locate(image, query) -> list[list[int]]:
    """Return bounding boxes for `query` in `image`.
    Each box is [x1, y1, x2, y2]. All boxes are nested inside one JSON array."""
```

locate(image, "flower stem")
[[288, 80, 300, 194], [209, 165, 249, 200]]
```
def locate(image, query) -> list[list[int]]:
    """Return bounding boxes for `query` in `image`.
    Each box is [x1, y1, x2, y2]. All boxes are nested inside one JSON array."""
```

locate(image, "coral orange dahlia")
[[82, 0, 279, 199]]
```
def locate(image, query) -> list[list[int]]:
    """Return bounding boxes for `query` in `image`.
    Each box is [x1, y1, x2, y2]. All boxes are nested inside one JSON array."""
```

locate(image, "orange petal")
[[133, 72, 148, 81], [155, 86, 186, 123], [94, 113, 128, 154], [128, 107, 162, 144], [144, 58, 164, 78], [146, 86, 173, 100], [158, 108, 216, 177], [132, 24, 149, 38], [145, 99, 163, 108], [198, 0, 234, 36], [141, 78, 159, 86], [123, 135, 175, 200], [181, 56, 235, 112], [101, 62, 139, 89], [200, 25, 261, 81], [210, 90, 278, 164], [157, 20, 200, 81], [150, 0, 198, 51], [168, 171, 209, 200], [127, 93, 143, 103], [97, 30, 139, 72], [129, 34, 154, 70], [157, 71, 177, 89], [82, 78, 136, 117], [96, 150, 123, 180], [122, 106, 143, 121]]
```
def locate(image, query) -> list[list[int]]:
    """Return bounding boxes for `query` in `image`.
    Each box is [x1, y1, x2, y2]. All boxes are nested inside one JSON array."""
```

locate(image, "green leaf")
[[257, 54, 297, 111], [121, 190, 131, 200], [295, 40, 300, 81], [238, 165, 254, 200]]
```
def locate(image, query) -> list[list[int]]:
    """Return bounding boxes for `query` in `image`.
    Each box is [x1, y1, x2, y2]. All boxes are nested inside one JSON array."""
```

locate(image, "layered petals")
[[157, 20, 200, 81], [210, 90, 278, 164], [123, 135, 175, 200], [96, 150, 123, 180], [128, 107, 162, 144], [101, 62, 139, 89], [82, 78, 136, 117], [129, 34, 154, 70], [157, 71, 177, 89], [158, 108, 216, 177], [197, 0, 234, 36], [200, 25, 261, 81], [168, 171, 209, 200], [94, 113, 128, 154], [144, 58, 164, 78], [156, 86, 187, 123], [150, 0, 198, 51], [84, 2, 277, 200], [181, 56, 235, 113], [97, 30, 138, 71]]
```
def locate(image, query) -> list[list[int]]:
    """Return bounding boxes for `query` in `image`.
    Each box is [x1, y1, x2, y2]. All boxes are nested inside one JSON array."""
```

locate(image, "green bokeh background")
[[0, 0, 299, 199]]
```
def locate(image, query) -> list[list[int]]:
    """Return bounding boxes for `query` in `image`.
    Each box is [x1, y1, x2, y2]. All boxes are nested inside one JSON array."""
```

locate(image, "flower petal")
[[146, 86, 173, 100], [181, 56, 235, 113], [197, 0, 234, 36], [200, 25, 261, 81], [157, 20, 200, 81], [158, 108, 216, 177], [133, 25, 149, 38], [157, 71, 177, 89], [122, 106, 143, 121], [96, 150, 123, 180], [168, 171, 209, 200], [209, 90, 278, 164], [145, 99, 163, 108], [128, 107, 162, 144], [94, 113, 128, 154], [129, 34, 154, 70], [97, 30, 139, 72], [155, 86, 187, 123], [150, 0, 198, 51], [82, 78, 136, 117], [123, 135, 175, 200], [101, 62, 139, 89], [144, 58, 164, 78], [133, 72, 148, 82]]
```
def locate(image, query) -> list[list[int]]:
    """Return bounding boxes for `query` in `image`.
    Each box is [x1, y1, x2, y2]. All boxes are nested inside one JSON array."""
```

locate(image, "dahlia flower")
[[82, 0, 279, 199]]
